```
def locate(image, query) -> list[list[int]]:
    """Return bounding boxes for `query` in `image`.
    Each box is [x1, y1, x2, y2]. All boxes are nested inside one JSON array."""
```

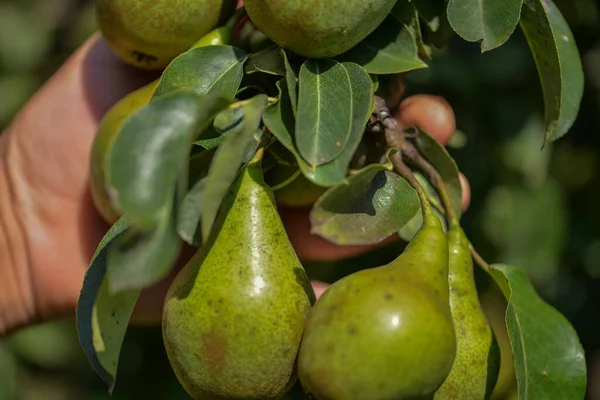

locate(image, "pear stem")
[[469, 243, 491, 272], [389, 151, 437, 228], [401, 140, 459, 228]]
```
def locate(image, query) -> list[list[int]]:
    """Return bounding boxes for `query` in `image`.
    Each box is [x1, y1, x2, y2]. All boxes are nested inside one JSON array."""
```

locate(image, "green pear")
[[275, 174, 327, 208], [434, 222, 500, 399], [243, 0, 397, 58], [162, 158, 315, 400], [96, 0, 237, 70], [297, 185, 456, 399]]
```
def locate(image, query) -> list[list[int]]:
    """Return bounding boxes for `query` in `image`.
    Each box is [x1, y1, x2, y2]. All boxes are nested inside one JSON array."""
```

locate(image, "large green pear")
[[243, 0, 397, 58], [95, 0, 237, 69], [434, 222, 500, 399], [162, 159, 315, 399], [297, 189, 456, 399]]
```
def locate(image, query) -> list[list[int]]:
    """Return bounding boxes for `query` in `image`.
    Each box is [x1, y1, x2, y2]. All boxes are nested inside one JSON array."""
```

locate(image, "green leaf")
[[413, 130, 463, 217], [415, 0, 446, 32], [201, 94, 268, 240], [245, 47, 286, 76], [310, 163, 420, 245], [153, 45, 248, 100], [283, 50, 299, 116], [107, 194, 181, 292], [296, 59, 354, 166], [106, 92, 230, 229], [447, 0, 523, 51], [488, 264, 587, 399], [194, 136, 224, 150], [338, 0, 428, 74], [520, 0, 584, 143], [265, 64, 373, 187], [177, 178, 206, 246], [76, 218, 139, 393]]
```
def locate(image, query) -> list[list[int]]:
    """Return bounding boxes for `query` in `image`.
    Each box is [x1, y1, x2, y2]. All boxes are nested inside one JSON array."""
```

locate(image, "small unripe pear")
[[96, 0, 237, 70]]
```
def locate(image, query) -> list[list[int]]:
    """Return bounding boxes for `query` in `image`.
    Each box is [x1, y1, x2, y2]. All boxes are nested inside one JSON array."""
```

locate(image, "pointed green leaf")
[[177, 178, 206, 246], [107, 193, 181, 292], [447, 0, 523, 51], [76, 218, 139, 393], [296, 59, 354, 166], [415, 0, 446, 31], [520, 0, 584, 143], [106, 92, 230, 229], [194, 136, 225, 151], [310, 163, 420, 245], [338, 0, 428, 74], [245, 47, 286, 76], [202, 95, 268, 240], [283, 50, 299, 116], [412, 130, 463, 218], [265, 64, 374, 187], [153, 45, 248, 100], [488, 264, 587, 399]]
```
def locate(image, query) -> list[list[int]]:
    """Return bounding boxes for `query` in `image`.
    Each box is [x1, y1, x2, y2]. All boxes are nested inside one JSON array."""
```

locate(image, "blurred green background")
[[1, 0, 599, 398]]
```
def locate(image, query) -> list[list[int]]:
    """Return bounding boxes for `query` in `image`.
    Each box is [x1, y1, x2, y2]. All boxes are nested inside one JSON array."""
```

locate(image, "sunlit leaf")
[[488, 264, 587, 399], [520, 0, 584, 143]]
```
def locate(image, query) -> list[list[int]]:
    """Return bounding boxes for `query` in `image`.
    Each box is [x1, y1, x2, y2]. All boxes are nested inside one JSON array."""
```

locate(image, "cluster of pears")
[[158, 153, 501, 399], [96, 0, 400, 70], [297, 176, 500, 399]]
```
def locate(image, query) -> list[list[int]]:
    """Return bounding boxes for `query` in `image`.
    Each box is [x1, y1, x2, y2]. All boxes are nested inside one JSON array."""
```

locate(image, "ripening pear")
[[434, 222, 500, 399], [95, 0, 237, 69], [162, 158, 315, 400], [243, 0, 397, 58], [298, 187, 456, 400], [89, 27, 232, 223]]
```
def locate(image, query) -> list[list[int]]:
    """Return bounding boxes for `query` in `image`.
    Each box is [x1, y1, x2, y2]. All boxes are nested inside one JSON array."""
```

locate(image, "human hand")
[[0, 32, 469, 334]]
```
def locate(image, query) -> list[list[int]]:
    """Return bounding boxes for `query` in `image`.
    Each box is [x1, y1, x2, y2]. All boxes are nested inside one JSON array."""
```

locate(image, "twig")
[[469, 243, 491, 272]]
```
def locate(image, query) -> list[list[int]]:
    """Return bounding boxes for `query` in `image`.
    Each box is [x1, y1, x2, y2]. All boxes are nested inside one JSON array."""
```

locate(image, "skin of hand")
[[0, 15, 469, 334]]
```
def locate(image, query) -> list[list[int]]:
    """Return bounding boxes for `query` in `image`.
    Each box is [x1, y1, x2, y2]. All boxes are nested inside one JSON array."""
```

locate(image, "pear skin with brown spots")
[[162, 160, 315, 400], [433, 223, 500, 400], [297, 203, 456, 400], [96, 0, 237, 70], [244, 0, 397, 58]]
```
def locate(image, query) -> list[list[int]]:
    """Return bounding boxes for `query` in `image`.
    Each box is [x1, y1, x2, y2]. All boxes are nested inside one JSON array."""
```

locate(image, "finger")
[[395, 94, 456, 146], [311, 280, 330, 300]]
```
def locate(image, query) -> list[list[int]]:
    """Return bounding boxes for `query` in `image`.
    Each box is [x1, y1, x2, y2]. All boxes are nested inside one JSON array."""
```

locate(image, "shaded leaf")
[[76, 218, 139, 393], [283, 50, 299, 115], [520, 0, 584, 143], [245, 47, 286, 76], [153, 45, 247, 100], [107, 193, 181, 292], [488, 264, 587, 399], [447, 0, 523, 51], [415, 0, 446, 31], [412, 129, 463, 217], [311, 163, 420, 245], [337, 0, 428, 74], [201, 95, 268, 240], [177, 178, 206, 246], [194, 136, 224, 150]]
